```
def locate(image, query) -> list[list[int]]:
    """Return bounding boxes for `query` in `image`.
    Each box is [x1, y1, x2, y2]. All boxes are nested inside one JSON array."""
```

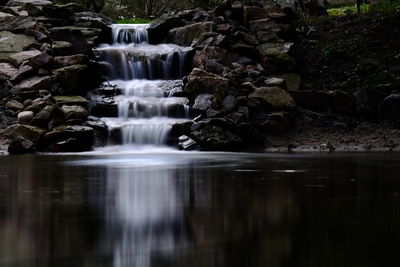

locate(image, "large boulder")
[[8, 136, 35, 154], [257, 42, 296, 72], [184, 68, 229, 98], [244, 6, 287, 24], [42, 3, 83, 18], [2, 124, 45, 144], [192, 46, 236, 69], [73, 12, 112, 43], [8, 49, 42, 66], [0, 62, 18, 80], [378, 94, 400, 121], [0, 31, 35, 62], [193, 93, 212, 111], [43, 125, 94, 151], [249, 86, 296, 110], [52, 64, 88, 95], [0, 16, 37, 32], [148, 15, 184, 44], [168, 22, 215, 46], [191, 124, 242, 151], [49, 27, 89, 54], [61, 105, 88, 120], [12, 75, 52, 93]]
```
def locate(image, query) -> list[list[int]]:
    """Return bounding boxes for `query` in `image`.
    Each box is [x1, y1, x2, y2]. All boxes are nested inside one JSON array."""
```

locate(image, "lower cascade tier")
[[104, 117, 191, 146]]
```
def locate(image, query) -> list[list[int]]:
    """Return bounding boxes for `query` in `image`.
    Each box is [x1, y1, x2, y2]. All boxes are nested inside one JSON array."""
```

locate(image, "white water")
[[95, 24, 192, 147]]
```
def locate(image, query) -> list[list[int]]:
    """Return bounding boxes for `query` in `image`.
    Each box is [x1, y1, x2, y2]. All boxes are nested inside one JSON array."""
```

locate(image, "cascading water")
[[94, 24, 192, 147]]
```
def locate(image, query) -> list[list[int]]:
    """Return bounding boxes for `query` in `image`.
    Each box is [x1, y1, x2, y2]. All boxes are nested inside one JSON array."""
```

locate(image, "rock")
[[52, 64, 88, 95], [168, 22, 215, 46], [8, 49, 42, 66], [53, 95, 88, 107], [265, 77, 286, 89], [222, 95, 236, 112], [191, 124, 242, 151], [290, 90, 332, 111], [31, 109, 51, 127], [10, 64, 34, 83], [244, 6, 287, 24], [52, 41, 74, 56], [192, 46, 236, 69], [0, 12, 14, 18], [17, 110, 33, 124], [148, 15, 183, 44], [6, 0, 51, 7], [257, 42, 296, 72], [3, 124, 45, 143], [44, 125, 94, 151], [21, 2, 42, 16], [5, 99, 23, 110], [170, 121, 193, 138], [0, 62, 18, 80], [83, 117, 107, 147], [8, 136, 35, 154], [249, 18, 282, 33], [178, 135, 199, 151], [206, 108, 221, 118], [42, 3, 83, 18], [0, 16, 36, 32], [61, 105, 88, 120], [354, 88, 388, 119], [52, 54, 88, 68], [378, 94, 400, 121], [193, 93, 212, 111], [50, 27, 88, 54], [249, 86, 296, 110], [185, 68, 229, 98], [256, 31, 283, 43], [29, 52, 52, 68], [204, 59, 225, 74], [274, 73, 301, 91], [332, 90, 355, 114], [0, 31, 35, 62], [12, 76, 52, 93]]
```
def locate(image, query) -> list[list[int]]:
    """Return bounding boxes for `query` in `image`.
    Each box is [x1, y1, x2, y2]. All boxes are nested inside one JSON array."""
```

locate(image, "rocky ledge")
[[0, 0, 110, 153]]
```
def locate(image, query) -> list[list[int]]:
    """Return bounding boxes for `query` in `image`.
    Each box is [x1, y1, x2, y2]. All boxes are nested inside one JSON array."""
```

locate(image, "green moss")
[[115, 19, 152, 24]]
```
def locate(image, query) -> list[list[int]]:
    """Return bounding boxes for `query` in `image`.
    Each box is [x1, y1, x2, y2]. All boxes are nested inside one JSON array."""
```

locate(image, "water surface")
[[0, 152, 399, 267]]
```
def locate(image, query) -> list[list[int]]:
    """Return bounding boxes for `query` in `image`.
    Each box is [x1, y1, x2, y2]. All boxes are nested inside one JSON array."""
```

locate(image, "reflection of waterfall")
[[94, 24, 193, 147], [105, 160, 187, 267]]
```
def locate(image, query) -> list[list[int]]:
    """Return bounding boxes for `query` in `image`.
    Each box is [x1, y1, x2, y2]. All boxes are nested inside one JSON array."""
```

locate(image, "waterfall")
[[93, 24, 192, 147]]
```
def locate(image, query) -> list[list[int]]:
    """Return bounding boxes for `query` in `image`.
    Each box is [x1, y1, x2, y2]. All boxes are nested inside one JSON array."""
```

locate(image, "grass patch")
[[327, 0, 400, 16], [115, 18, 152, 24], [327, 4, 369, 16]]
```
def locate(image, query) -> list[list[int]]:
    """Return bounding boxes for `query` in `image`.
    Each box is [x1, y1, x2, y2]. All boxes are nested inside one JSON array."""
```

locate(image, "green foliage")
[[327, 4, 369, 16], [327, 0, 400, 16]]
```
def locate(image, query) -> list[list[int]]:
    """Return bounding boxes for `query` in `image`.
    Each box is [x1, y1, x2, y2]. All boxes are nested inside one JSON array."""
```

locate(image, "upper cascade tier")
[[112, 24, 149, 44]]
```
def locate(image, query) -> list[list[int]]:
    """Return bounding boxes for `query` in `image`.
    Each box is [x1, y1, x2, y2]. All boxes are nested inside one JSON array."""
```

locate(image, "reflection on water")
[[0, 152, 400, 267]]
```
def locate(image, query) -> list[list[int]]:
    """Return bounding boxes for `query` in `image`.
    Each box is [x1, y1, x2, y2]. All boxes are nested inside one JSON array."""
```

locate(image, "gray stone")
[[3, 124, 45, 143], [257, 42, 296, 72], [8, 49, 42, 66], [0, 62, 18, 80], [5, 99, 23, 110], [249, 86, 296, 110], [193, 94, 212, 111], [8, 136, 35, 154], [0, 16, 37, 32], [12, 75, 52, 93], [265, 77, 286, 89], [191, 124, 242, 151], [0, 31, 35, 62], [53, 64, 88, 94], [185, 68, 229, 98], [61, 105, 88, 120], [6, 0, 52, 7], [52, 54, 88, 68], [222, 95, 236, 112], [53, 95, 88, 107], [168, 22, 215, 46], [178, 135, 199, 151], [52, 41, 73, 56], [274, 73, 301, 91], [44, 125, 94, 151], [249, 18, 282, 33]]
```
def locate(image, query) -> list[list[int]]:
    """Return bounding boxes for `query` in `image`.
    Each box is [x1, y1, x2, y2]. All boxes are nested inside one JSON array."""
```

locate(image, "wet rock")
[[0, 62, 18, 80], [84, 117, 108, 147], [3, 124, 45, 143], [193, 94, 213, 111], [0, 31, 35, 61], [249, 86, 296, 110], [185, 68, 229, 98], [0, 16, 37, 32], [43, 125, 94, 151], [12, 75, 52, 93], [378, 94, 400, 121], [5, 99, 23, 111], [178, 135, 199, 151], [61, 105, 88, 120], [8, 136, 35, 154], [191, 124, 242, 151], [168, 22, 215, 46], [170, 121, 193, 138], [222, 95, 236, 112], [17, 110, 33, 124]]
